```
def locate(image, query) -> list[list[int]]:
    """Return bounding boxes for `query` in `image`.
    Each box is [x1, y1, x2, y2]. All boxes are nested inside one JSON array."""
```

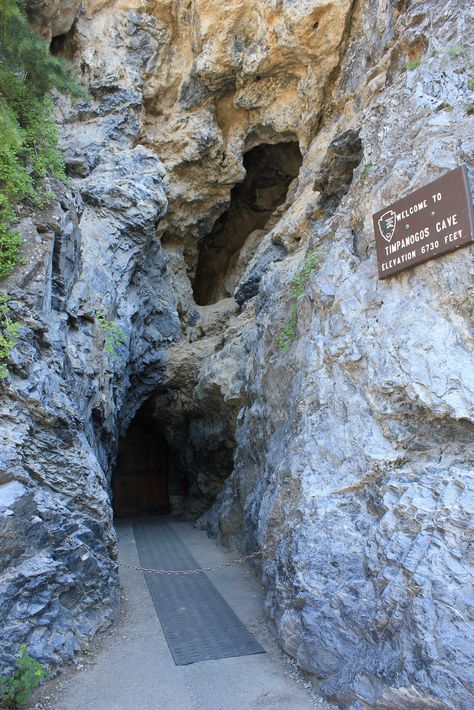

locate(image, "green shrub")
[[96, 312, 126, 361], [0, 0, 85, 280], [277, 250, 325, 351], [405, 59, 421, 71], [468, 79, 474, 91], [0, 644, 48, 708], [0, 219, 23, 281], [0, 293, 19, 379]]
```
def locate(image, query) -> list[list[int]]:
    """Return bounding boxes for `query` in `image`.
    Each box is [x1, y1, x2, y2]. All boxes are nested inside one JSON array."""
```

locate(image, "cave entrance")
[[193, 141, 302, 306], [112, 407, 177, 518], [112, 387, 236, 520]]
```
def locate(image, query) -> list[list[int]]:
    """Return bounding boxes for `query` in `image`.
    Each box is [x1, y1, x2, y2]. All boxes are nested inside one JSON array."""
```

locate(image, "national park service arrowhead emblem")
[[378, 209, 397, 242]]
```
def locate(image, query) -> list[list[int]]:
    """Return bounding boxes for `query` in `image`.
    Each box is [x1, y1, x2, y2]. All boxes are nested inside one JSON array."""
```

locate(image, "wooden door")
[[113, 423, 169, 517]]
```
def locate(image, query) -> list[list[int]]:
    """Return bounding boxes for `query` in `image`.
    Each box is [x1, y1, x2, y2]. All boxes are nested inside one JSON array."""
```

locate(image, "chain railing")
[[66, 527, 294, 577]]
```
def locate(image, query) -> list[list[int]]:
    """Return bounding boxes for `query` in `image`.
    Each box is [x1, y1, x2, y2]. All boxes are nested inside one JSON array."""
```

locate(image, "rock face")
[[1, 0, 473, 707], [26, 0, 81, 41], [0, 49, 181, 668]]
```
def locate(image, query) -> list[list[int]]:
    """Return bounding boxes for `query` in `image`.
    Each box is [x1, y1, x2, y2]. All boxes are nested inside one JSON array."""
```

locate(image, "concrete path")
[[32, 520, 334, 710]]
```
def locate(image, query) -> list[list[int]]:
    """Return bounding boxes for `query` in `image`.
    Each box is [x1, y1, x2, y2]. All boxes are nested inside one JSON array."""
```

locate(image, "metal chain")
[[67, 528, 293, 576], [113, 540, 279, 576]]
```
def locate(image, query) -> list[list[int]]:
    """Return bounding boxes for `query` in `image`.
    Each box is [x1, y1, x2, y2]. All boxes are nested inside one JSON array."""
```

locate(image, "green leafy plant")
[[276, 301, 299, 351], [468, 79, 474, 91], [467, 103, 474, 115], [405, 59, 421, 71], [0, 644, 48, 708], [277, 250, 325, 351], [0, 293, 19, 379], [0, 220, 23, 280], [361, 162, 374, 179], [447, 45, 465, 58], [96, 312, 126, 361], [290, 250, 325, 298], [0, 0, 85, 280]]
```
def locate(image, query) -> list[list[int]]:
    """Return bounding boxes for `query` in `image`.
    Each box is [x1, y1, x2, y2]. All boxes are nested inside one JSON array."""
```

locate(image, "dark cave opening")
[[112, 390, 236, 519], [49, 26, 77, 59], [192, 141, 303, 306], [112, 404, 188, 518]]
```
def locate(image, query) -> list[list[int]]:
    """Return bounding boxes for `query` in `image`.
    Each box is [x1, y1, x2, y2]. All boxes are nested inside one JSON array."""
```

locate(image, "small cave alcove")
[[192, 141, 303, 306], [49, 25, 77, 59], [112, 404, 187, 519]]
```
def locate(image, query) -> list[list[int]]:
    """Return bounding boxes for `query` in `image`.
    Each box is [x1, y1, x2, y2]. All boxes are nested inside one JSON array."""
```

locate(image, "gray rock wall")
[[209, 1, 474, 707], [0, 34, 180, 670]]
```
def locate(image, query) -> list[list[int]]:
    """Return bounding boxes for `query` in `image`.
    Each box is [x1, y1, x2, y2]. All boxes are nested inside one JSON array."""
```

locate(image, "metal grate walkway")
[[132, 517, 265, 665]]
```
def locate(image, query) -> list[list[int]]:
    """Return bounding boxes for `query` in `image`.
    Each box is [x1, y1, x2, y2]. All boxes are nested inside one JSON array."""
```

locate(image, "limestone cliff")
[[1, 0, 473, 708]]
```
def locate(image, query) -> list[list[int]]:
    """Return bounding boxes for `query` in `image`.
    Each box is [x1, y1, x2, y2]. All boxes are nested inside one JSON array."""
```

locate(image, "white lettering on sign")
[[435, 213, 458, 232], [381, 250, 417, 271], [420, 241, 439, 254], [384, 227, 430, 255], [396, 199, 428, 222], [444, 229, 463, 243]]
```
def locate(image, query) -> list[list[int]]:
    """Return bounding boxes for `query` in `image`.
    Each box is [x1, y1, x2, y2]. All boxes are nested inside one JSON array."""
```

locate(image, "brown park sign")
[[373, 166, 474, 279]]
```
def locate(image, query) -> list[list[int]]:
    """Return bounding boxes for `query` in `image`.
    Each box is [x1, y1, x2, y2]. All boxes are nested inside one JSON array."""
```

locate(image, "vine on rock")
[[277, 250, 325, 351]]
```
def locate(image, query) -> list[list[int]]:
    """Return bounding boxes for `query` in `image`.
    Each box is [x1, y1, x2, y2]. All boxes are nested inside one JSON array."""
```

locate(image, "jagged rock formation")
[[0, 50, 181, 665], [1, 0, 473, 708]]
